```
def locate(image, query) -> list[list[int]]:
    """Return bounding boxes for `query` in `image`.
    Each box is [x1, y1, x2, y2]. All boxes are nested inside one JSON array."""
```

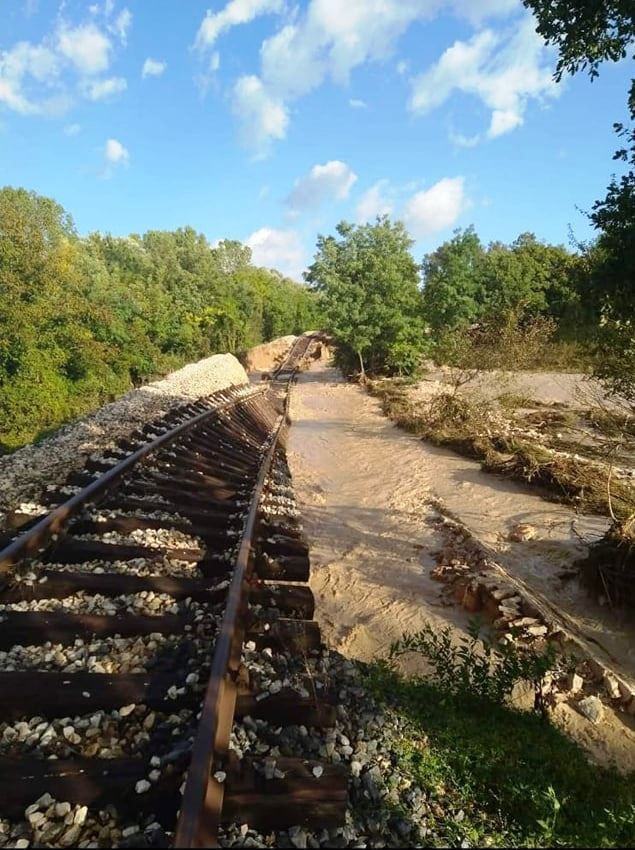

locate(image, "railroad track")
[[0, 335, 347, 848]]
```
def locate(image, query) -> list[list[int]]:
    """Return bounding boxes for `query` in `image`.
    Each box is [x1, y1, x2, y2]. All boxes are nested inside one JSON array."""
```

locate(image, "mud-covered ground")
[[287, 355, 635, 773]]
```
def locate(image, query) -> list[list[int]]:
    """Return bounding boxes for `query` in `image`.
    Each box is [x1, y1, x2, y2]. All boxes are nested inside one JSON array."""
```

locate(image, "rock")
[[15, 841, 30, 849], [603, 673, 621, 700], [60, 825, 82, 847], [289, 826, 308, 849], [135, 780, 151, 794], [578, 696, 604, 724], [509, 523, 537, 542], [312, 765, 324, 779], [526, 624, 548, 637], [55, 802, 72, 818], [74, 805, 88, 826], [461, 583, 481, 613], [566, 672, 584, 694], [119, 704, 136, 717]]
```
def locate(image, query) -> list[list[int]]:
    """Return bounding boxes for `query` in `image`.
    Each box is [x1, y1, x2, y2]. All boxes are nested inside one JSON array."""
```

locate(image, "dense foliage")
[[0, 187, 319, 451], [523, 0, 635, 399], [421, 227, 582, 333], [305, 218, 425, 376]]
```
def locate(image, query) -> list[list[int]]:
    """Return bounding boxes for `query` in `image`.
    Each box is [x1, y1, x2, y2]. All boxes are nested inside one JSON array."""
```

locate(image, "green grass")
[[365, 662, 635, 847]]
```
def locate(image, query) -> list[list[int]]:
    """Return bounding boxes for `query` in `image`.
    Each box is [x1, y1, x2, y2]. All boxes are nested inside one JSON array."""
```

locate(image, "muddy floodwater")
[[287, 359, 635, 771]]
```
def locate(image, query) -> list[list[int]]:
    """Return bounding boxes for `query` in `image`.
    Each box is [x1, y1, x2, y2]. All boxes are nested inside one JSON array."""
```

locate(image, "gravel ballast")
[[0, 353, 249, 524]]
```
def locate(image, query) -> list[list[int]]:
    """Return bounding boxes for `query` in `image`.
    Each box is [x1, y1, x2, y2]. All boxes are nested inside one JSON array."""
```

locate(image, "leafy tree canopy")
[[306, 217, 425, 376], [0, 186, 320, 451], [421, 227, 581, 332]]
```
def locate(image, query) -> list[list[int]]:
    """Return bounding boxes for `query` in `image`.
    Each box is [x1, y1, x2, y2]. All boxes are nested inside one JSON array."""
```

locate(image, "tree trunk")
[[357, 349, 366, 381]]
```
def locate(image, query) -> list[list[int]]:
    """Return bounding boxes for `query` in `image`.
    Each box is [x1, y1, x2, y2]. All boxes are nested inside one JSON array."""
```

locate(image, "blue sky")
[[0, 0, 631, 280]]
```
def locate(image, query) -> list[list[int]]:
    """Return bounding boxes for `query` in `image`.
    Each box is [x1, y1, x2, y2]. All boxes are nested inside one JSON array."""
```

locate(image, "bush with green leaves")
[[389, 620, 558, 711]]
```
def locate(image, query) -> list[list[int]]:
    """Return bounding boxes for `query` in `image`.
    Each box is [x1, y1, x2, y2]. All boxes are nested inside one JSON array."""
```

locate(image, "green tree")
[[0, 187, 320, 450], [523, 0, 635, 397], [523, 0, 635, 311], [306, 217, 425, 376], [421, 227, 580, 332], [421, 227, 484, 330], [211, 239, 252, 275], [479, 232, 579, 320]]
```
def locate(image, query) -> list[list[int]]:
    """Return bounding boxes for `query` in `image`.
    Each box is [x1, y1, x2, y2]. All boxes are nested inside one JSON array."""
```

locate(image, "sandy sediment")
[[0, 353, 248, 521], [287, 357, 635, 771], [242, 335, 297, 374]]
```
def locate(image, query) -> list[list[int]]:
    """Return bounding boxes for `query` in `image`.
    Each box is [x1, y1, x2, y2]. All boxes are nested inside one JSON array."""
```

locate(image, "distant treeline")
[[0, 187, 320, 451]]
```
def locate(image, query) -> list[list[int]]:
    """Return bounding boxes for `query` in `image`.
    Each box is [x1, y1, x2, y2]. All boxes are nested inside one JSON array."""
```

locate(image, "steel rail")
[[175, 336, 311, 848], [0, 386, 266, 579]]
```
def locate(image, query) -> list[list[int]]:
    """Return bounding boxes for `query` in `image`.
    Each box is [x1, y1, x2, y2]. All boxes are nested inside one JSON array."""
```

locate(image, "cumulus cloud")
[[56, 23, 112, 75], [195, 0, 283, 50], [246, 227, 305, 279], [232, 75, 288, 155], [355, 180, 393, 222], [0, 13, 132, 117], [409, 14, 559, 140], [83, 76, 126, 100], [225, 0, 526, 151], [287, 160, 357, 211], [349, 98, 367, 109], [104, 137, 129, 167], [402, 176, 466, 239], [142, 58, 167, 78]]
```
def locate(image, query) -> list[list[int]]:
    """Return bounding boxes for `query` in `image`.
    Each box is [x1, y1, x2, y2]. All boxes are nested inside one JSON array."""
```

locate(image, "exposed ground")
[[242, 335, 298, 377], [287, 354, 635, 773]]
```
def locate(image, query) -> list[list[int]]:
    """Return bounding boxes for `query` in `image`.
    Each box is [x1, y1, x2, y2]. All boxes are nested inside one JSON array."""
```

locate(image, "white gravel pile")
[[0, 353, 249, 523]]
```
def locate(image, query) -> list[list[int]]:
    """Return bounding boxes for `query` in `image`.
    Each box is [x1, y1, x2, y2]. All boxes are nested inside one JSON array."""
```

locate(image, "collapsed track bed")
[[0, 335, 348, 849]]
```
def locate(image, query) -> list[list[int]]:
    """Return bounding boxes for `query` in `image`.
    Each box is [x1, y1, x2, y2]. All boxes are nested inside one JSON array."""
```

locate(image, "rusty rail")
[[175, 334, 312, 847], [0, 334, 322, 845], [0, 387, 266, 580]]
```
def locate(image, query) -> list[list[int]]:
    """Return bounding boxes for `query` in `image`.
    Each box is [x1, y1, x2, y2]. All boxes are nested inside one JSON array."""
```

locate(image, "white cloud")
[[232, 75, 288, 155], [109, 9, 132, 45], [0, 12, 132, 117], [402, 176, 466, 239], [0, 41, 61, 114], [219, 1, 551, 151], [287, 160, 357, 211], [105, 137, 129, 165], [246, 227, 305, 279], [349, 98, 366, 109], [142, 58, 167, 78], [209, 51, 221, 73], [355, 180, 393, 222], [195, 0, 283, 50], [396, 60, 408, 75], [64, 122, 81, 135], [409, 15, 559, 140], [83, 76, 126, 100], [57, 23, 112, 75]]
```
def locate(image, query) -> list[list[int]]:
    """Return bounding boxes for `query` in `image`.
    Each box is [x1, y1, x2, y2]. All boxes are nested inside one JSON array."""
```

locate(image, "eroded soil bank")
[[287, 359, 635, 772]]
